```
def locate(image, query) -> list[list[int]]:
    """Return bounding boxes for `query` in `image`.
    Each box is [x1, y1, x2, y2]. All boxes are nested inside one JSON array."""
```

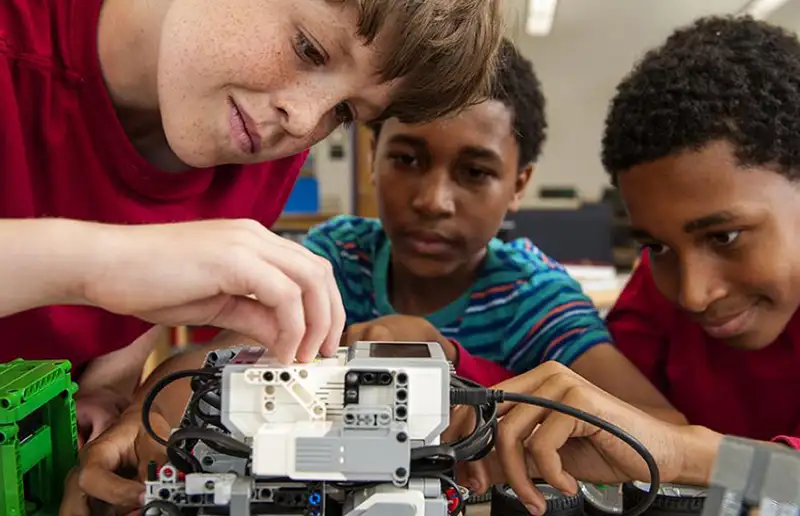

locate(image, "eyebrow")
[[682, 211, 739, 232], [386, 136, 501, 161], [386, 134, 427, 148], [629, 211, 740, 241], [459, 145, 502, 163]]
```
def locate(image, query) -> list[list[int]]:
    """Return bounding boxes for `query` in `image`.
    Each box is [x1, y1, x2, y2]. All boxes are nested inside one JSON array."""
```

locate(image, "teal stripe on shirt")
[[302, 215, 610, 373]]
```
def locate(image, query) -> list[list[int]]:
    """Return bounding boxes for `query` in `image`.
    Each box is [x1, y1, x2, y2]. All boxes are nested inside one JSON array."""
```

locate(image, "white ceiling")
[[501, 0, 792, 54]]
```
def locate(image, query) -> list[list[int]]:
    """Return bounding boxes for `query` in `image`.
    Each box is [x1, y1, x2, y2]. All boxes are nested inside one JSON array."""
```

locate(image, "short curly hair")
[[371, 38, 547, 169], [601, 15, 800, 183]]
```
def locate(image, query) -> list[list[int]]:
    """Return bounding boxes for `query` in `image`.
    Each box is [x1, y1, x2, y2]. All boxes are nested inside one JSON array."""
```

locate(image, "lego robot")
[[142, 341, 471, 516]]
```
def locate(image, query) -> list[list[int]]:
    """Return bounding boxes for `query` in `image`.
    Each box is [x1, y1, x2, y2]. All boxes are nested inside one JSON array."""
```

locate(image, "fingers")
[[59, 464, 144, 516], [456, 458, 493, 495], [496, 374, 571, 515], [321, 259, 345, 358], [526, 412, 579, 495], [60, 468, 90, 516], [250, 232, 340, 363], [246, 259, 307, 364], [340, 323, 365, 347], [204, 222, 335, 364], [492, 362, 585, 418], [172, 295, 279, 347], [78, 463, 145, 508], [360, 323, 394, 341]]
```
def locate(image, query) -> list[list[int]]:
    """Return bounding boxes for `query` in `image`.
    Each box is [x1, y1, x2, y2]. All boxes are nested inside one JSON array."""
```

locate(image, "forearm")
[[570, 344, 687, 425], [0, 218, 97, 316]]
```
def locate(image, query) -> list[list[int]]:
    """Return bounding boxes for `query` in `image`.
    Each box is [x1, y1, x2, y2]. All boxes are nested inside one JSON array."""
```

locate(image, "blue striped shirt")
[[302, 215, 610, 373]]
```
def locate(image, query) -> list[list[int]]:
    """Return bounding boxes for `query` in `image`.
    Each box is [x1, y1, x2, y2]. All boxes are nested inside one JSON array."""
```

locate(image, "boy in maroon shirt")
[[449, 17, 800, 510], [602, 16, 800, 443], [0, 0, 503, 444]]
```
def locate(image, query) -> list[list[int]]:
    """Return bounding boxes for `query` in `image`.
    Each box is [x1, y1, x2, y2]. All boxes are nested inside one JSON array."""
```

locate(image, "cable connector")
[[449, 387, 505, 406]]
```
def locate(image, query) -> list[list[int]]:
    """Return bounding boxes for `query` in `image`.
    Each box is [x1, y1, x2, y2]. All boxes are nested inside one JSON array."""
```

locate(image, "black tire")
[[491, 482, 583, 516], [466, 490, 492, 504], [622, 483, 705, 516]]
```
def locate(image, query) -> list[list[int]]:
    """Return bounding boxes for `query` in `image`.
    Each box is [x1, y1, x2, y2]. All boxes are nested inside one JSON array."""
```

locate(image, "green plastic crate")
[[0, 359, 79, 516]]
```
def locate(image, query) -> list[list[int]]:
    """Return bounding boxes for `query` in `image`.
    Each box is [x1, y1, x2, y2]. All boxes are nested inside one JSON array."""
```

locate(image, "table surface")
[[470, 503, 491, 516]]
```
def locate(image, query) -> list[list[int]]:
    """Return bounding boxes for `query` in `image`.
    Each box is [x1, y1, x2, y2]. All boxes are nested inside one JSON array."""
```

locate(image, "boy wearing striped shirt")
[[303, 41, 676, 417]]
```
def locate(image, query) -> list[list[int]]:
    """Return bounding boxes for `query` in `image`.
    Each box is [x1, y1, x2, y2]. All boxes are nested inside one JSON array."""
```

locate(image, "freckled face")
[[619, 141, 800, 349], [157, 0, 398, 167]]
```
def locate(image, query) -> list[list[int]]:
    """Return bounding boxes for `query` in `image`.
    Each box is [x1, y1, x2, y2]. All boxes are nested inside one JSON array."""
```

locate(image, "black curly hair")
[[602, 15, 800, 183], [370, 38, 547, 169]]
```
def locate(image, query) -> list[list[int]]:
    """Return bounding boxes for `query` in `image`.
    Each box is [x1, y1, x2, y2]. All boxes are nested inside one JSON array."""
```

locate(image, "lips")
[[400, 230, 458, 256], [228, 96, 262, 155], [699, 306, 757, 339]]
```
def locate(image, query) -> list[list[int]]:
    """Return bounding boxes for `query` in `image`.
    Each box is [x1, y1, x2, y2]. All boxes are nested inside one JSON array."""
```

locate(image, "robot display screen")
[[369, 342, 432, 358]]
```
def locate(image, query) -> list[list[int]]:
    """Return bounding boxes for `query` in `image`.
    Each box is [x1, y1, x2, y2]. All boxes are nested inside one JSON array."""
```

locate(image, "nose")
[[274, 94, 334, 139], [675, 255, 728, 313], [411, 169, 456, 218]]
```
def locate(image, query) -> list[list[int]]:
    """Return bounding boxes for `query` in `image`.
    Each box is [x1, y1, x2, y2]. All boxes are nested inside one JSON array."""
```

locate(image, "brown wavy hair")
[[354, 0, 504, 123]]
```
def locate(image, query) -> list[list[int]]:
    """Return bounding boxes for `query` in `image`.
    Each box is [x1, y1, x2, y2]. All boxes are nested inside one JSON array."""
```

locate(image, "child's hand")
[[75, 387, 132, 448], [61, 407, 171, 516], [443, 362, 716, 515], [340, 315, 456, 361], [79, 219, 345, 364]]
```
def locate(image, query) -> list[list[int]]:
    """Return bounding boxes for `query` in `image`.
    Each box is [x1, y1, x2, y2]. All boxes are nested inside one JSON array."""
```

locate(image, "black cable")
[[450, 386, 659, 516], [187, 381, 223, 427], [140, 499, 182, 516], [448, 376, 498, 461], [141, 368, 220, 447], [168, 427, 251, 458], [500, 391, 659, 516]]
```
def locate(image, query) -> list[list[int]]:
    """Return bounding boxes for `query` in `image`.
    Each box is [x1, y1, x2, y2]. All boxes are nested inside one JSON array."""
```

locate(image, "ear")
[[508, 163, 534, 212]]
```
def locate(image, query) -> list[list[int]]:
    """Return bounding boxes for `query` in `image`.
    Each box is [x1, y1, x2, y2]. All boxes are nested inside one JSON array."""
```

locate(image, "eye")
[[464, 166, 492, 182], [334, 102, 355, 127], [387, 151, 418, 168], [709, 230, 741, 247], [641, 242, 670, 256], [294, 31, 326, 66]]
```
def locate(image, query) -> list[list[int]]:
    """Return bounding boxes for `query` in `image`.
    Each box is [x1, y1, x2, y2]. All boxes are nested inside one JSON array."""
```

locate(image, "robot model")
[[141, 341, 478, 516]]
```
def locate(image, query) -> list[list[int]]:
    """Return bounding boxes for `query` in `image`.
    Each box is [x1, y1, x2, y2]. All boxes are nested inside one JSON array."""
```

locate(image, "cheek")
[[159, 0, 290, 93], [375, 176, 408, 219], [459, 191, 509, 244], [740, 232, 800, 304]]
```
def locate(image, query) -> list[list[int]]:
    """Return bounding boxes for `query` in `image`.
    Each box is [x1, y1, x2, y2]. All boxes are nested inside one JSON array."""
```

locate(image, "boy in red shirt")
[[0, 0, 503, 442], [602, 16, 800, 443]]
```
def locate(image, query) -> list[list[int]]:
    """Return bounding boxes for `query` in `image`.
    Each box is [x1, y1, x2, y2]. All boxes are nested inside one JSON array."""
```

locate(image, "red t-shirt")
[[607, 253, 800, 442], [0, 0, 306, 372]]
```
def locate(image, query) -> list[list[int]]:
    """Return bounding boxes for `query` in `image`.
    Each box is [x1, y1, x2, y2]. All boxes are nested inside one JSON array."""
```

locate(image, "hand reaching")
[[81, 219, 346, 364], [75, 388, 132, 448], [341, 315, 456, 360], [60, 408, 170, 516], [444, 362, 719, 515]]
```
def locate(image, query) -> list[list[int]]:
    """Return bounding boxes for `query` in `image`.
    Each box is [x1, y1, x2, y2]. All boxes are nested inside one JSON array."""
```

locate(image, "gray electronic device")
[[143, 341, 456, 516]]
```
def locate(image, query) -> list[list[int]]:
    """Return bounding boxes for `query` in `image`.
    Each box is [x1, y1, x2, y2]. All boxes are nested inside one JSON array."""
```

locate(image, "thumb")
[[455, 460, 493, 496], [361, 323, 394, 341]]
